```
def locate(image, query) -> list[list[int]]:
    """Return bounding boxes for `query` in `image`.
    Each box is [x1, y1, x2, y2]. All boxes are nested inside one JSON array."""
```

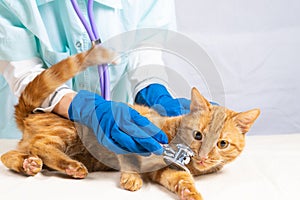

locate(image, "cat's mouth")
[[190, 157, 224, 174]]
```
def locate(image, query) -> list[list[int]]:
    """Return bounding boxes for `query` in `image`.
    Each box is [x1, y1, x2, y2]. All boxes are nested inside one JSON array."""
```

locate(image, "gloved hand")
[[135, 84, 219, 116], [135, 84, 191, 116], [68, 90, 168, 155]]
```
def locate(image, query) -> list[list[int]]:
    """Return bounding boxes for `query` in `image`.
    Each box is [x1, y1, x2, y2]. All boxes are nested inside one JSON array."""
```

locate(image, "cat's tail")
[[14, 45, 115, 131]]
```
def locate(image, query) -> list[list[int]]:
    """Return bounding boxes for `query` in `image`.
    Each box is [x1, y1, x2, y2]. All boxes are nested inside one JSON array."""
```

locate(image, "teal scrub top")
[[0, 0, 177, 138]]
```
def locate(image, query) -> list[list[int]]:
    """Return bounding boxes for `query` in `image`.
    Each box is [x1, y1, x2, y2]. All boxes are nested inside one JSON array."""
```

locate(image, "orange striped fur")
[[1, 46, 260, 200]]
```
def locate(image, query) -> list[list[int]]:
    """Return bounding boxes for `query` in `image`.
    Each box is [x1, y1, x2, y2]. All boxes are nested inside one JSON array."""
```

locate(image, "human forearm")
[[53, 92, 76, 119]]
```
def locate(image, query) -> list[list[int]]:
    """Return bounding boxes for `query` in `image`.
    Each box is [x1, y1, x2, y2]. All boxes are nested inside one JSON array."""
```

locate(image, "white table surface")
[[0, 134, 299, 200]]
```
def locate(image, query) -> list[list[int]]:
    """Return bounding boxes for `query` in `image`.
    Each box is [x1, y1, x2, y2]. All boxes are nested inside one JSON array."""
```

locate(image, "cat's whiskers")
[[192, 155, 224, 167], [206, 159, 225, 166]]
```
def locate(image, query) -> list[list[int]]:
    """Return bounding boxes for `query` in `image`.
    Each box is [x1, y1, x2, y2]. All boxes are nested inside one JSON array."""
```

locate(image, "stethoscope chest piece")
[[162, 144, 194, 173]]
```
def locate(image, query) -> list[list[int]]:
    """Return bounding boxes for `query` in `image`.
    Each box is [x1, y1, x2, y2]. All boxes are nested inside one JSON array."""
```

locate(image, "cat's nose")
[[197, 156, 208, 165], [198, 151, 208, 159], [201, 156, 208, 161]]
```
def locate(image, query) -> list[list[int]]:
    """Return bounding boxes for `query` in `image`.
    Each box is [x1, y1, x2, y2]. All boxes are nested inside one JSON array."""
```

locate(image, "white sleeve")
[[125, 0, 177, 97], [128, 47, 169, 98], [0, 58, 74, 112]]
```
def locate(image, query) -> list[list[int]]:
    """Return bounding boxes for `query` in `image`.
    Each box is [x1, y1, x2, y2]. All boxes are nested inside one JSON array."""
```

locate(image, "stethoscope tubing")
[[71, 0, 110, 100]]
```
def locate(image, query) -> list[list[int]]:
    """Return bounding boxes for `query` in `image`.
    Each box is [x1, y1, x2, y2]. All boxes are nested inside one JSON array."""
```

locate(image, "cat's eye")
[[193, 131, 203, 141], [217, 140, 229, 149]]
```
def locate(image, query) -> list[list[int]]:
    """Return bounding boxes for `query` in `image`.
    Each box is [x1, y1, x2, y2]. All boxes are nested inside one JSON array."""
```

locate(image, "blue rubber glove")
[[135, 84, 219, 117], [135, 84, 191, 116], [68, 90, 168, 155]]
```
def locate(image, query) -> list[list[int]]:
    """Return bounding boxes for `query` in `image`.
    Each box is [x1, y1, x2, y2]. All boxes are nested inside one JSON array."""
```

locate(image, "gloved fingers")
[[95, 122, 146, 155], [111, 106, 159, 138], [150, 98, 191, 116], [113, 104, 168, 144], [110, 126, 151, 156], [150, 129, 168, 144], [177, 98, 191, 109], [133, 112, 168, 144], [110, 120, 166, 155], [178, 98, 219, 107], [119, 123, 166, 155], [122, 127, 166, 155], [169, 98, 190, 116], [128, 110, 168, 144], [117, 118, 163, 142], [133, 136, 165, 155], [151, 104, 168, 116]]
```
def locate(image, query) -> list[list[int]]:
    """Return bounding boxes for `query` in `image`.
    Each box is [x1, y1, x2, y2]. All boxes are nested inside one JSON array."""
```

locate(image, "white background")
[[0, 2, 299, 199], [0, 0, 299, 137], [172, 0, 300, 135]]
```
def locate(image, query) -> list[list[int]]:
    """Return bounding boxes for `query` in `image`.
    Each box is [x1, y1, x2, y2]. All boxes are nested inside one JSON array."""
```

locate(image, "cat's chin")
[[189, 159, 224, 176]]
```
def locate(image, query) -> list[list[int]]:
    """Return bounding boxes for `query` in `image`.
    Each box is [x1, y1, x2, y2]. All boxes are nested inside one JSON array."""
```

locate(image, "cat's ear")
[[233, 109, 260, 134], [190, 87, 211, 112]]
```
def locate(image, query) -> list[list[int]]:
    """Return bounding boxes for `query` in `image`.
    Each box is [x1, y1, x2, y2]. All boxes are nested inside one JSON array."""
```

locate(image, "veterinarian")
[[0, 0, 190, 155]]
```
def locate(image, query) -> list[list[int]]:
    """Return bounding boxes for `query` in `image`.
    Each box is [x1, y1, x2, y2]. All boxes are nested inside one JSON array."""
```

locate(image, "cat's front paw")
[[23, 156, 43, 176], [120, 172, 143, 191], [65, 162, 88, 179], [175, 180, 203, 200]]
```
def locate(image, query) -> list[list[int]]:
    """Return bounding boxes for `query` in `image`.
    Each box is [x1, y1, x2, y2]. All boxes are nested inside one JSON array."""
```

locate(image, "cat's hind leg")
[[1, 150, 43, 176], [29, 137, 88, 179]]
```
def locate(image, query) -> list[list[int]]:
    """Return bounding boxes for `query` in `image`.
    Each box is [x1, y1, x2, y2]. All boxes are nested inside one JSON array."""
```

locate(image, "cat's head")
[[177, 88, 260, 175]]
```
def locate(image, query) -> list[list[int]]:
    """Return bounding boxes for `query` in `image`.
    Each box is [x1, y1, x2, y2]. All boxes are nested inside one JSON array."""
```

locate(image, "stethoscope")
[[70, 1, 196, 169], [70, 0, 110, 100]]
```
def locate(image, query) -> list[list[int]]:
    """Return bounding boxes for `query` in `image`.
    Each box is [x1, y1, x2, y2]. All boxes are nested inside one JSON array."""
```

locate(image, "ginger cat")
[[1, 45, 260, 200]]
